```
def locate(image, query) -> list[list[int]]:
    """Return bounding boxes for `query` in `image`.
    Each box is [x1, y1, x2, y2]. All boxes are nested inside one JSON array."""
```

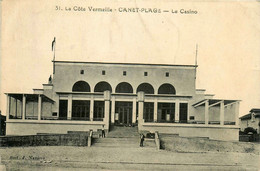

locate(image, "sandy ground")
[[0, 145, 259, 171]]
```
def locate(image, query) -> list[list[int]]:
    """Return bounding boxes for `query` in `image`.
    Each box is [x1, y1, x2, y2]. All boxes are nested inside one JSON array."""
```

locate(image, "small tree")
[[244, 127, 257, 134]]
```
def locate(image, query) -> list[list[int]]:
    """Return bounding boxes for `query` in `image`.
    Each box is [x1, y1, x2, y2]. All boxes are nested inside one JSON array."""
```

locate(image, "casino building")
[[5, 61, 240, 141]]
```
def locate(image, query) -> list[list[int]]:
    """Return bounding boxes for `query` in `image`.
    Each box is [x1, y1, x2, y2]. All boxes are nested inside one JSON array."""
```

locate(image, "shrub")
[[244, 127, 257, 134]]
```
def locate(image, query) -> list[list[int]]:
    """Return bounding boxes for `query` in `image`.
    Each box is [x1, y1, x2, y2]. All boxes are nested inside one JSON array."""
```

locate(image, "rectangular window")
[[157, 103, 175, 123], [59, 100, 68, 120], [72, 100, 90, 121], [123, 71, 127, 76], [94, 101, 104, 121], [144, 72, 148, 76], [102, 70, 106, 75], [144, 102, 154, 122], [166, 72, 169, 77], [80, 70, 84, 74], [179, 103, 188, 123], [9, 96, 22, 119]]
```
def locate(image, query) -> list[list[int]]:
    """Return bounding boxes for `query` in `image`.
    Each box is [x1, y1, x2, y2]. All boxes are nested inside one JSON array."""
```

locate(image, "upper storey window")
[[165, 72, 169, 77], [137, 83, 154, 94], [94, 81, 112, 92], [123, 71, 127, 76], [158, 83, 176, 95], [144, 72, 148, 76], [115, 82, 133, 93], [80, 70, 84, 74], [102, 70, 106, 75], [72, 81, 91, 92]]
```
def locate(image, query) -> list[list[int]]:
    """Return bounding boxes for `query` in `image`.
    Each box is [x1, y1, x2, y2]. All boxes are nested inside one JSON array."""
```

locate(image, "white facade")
[[5, 61, 240, 141]]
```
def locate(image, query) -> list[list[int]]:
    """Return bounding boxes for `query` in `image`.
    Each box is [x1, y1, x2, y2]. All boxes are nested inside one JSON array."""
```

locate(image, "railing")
[[41, 116, 63, 120], [93, 118, 104, 121], [208, 121, 220, 125], [144, 119, 205, 124], [8, 116, 105, 122], [144, 119, 175, 123], [41, 117, 91, 121], [9, 115, 22, 119], [25, 116, 38, 120], [224, 121, 236, 125], [71, 117, 90, 121], [144, 120, 236, 125]]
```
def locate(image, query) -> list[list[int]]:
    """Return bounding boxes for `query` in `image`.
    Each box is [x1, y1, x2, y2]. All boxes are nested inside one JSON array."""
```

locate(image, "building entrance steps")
[[92, 126, 156, 149], [107, 126, 139, 138]]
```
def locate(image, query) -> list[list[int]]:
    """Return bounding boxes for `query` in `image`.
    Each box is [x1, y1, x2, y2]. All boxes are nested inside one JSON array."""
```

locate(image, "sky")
[[1, 0, 260, 116]]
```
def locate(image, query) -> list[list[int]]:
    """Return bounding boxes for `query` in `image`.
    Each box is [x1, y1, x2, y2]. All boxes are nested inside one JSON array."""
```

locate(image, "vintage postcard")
[[0, 0, 259, 170]]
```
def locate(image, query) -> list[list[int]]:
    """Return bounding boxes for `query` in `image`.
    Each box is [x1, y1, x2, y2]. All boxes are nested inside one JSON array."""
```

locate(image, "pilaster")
[[205, 100, 209, 125], [22, 94, 26, 120], [38, 95, 42, 120]]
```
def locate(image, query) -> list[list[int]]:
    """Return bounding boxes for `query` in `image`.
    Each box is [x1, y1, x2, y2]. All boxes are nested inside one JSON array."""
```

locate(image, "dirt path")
[[0, 146, 259, 170]]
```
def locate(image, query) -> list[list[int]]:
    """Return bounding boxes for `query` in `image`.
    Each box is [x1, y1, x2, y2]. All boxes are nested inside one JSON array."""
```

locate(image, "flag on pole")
[[52, 37, 56, 51]]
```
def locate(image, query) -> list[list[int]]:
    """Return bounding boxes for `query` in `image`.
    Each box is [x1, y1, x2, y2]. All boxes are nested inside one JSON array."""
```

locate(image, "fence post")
[[88, 130, 93, 147], [155, 131, 160, 150]]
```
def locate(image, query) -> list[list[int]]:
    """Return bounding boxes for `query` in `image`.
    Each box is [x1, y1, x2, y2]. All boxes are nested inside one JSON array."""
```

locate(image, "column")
[[38, 95, 42, 120], [175, 100, 180, 122], [67, 94, 72, 120], [137, 92, 144, 125], [15, 99, 17, 118], [154, 99, 158, 122], [104, 90, 111, 130], [235, 102, 240, 126], [187, 102, 190, 123], [205, 100, 209, 125], [220, 101, 224, 125], [90, 95, 94, 121], [132, 97, 137, 123], [138, 102, 144, 124], [6, 95, 10, 121], [22, 94, 26, 120], [111, 96, 115, 124]]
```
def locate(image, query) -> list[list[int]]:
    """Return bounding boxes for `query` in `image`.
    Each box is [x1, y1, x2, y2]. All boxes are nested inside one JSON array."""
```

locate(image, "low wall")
[[160, 135, 259, 154], [0, 133, 89, 147], [139, 123, 239, 141], [6, 121, 105, 135], [239, 134, 260, 142]]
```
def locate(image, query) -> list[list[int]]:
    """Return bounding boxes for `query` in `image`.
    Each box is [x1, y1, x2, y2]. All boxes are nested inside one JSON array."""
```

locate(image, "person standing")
[[140, 133, 145, 147], [101, 125, 105, 138]]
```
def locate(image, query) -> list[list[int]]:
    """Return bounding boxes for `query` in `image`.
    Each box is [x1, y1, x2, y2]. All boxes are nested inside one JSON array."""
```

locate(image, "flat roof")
[[53, 60, 198, 68], [240, 113, 260, 120], [193, 99, 241, 107], [6, 93, 54, 103]]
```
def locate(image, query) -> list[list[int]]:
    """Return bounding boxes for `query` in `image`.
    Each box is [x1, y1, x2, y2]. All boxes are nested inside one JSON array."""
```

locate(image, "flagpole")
[[53, 43, 55, 74], [52, 37, 56, 75], [195, 44, 198, 80]]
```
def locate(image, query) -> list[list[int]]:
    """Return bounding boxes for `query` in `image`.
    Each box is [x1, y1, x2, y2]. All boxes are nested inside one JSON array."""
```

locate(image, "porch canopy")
[[6, 93, 54, 120], [193, 99, 239, 108], [7, 93, 54, 103], [192, 99, 240, 125]]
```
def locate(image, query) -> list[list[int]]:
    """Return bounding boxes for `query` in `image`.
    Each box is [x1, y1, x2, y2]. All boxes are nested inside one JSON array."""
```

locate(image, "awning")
[[6, 93, 54, 103], [193, 99, 240, 108]]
